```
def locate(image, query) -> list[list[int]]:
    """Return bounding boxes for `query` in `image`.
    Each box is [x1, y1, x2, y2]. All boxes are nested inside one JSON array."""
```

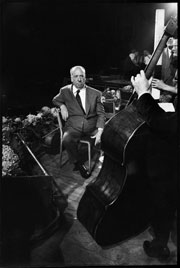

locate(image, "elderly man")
[[53, 66, 105, 178]]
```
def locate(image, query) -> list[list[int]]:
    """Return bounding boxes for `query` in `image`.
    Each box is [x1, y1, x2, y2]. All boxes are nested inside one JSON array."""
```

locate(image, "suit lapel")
[[85, 86, 91, 115], [70, 84, 86, 114]]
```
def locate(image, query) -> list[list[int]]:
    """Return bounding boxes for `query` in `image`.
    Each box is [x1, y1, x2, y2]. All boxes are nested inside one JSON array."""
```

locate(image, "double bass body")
[[77, 100, 151, 247], [77, 17, 177, 248]]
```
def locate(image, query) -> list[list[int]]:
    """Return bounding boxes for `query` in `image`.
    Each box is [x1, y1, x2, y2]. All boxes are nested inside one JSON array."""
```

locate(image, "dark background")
[[0, 1, 177, 113]]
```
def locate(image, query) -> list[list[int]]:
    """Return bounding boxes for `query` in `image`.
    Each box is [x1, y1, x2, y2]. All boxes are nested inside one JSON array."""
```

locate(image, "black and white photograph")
[[1, 0, 178, 266]]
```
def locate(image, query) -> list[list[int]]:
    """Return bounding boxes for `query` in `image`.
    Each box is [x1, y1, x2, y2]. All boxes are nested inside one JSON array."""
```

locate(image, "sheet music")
[[151, 87, 160, 100], [158, 102, 175, 112]]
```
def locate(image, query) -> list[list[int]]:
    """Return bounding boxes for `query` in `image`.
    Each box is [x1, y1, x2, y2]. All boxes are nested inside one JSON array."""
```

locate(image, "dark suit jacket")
[[137, 94, 177, 232], [52, 84, 105, 133], [136, 93, 178, 188], [136, 93, 177, 142], [161, 47, 177, 86], [161, 47, 171, 83]]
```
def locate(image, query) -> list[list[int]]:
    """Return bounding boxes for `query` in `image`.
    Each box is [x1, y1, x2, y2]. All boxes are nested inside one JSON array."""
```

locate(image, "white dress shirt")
[[73, 85, 86, 112], [72, 85, 103, 132], [167, 47, 172, 58]]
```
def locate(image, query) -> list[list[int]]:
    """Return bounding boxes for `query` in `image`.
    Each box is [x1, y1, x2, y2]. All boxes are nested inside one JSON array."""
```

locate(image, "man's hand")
[[131, 70, 152, 99], [152, 78, 177, 94], [152, 78, 166, 90], [91, 128, 103, 146], [60, 104, 68, 121]]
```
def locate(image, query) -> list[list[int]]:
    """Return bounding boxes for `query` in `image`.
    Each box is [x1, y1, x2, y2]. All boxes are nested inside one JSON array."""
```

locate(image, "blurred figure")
[[138, 50, 152, 70], [123, 49, 141, 80], [143, 50, 152, 66]]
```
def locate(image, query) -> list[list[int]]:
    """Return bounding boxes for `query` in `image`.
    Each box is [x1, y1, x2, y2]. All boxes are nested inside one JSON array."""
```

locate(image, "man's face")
[[71, 68, 86, 89], [172, 39, 178, 57], [167, 37, 174, 50], [171, 39, 178, 69]]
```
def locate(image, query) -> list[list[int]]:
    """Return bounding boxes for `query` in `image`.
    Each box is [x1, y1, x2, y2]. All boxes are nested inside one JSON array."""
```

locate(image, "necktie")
[[169, 51, 176, 79], [76, 90, 85, 113], [170, 50, 174, 61]]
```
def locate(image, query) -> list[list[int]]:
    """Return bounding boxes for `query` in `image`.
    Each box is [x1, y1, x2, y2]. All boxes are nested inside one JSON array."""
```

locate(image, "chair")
[[78, 139, 91, 172], [55, 108, 93, 173]]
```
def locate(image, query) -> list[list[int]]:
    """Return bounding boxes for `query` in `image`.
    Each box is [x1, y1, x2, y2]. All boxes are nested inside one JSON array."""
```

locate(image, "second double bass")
[[77, 17, 177, 248]]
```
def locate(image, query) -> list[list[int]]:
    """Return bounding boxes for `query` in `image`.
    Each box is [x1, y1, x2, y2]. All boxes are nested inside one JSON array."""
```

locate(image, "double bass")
[[77, 17, 177, 248]]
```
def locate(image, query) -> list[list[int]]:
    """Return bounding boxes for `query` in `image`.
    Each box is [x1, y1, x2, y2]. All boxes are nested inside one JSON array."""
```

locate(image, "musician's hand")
[[152, 78, 166, 90], [152, 78, 177, 94], [91, 128, 103, 146], [60, 104, 68, 121], [131, 70, 152, 99]]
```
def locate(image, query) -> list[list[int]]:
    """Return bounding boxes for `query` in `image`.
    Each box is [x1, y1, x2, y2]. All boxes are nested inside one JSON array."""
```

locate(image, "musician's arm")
[[137, 93, 177, 137], [152, 79, 177, 94], [131, 70, 177, 137]]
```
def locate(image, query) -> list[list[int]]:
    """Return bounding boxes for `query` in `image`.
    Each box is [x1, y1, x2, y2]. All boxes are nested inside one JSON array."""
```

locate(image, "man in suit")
[[152, 38, 178, 107], [161, 37, 174, 84], [160, 37, 178, 102], [131, 70, 177, 261], [53, 66, 105, 178]]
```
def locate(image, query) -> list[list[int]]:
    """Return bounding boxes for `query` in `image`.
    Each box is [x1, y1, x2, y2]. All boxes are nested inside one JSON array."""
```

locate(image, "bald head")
[[70, 66, 86, 77], [70, 66, 86, 89]]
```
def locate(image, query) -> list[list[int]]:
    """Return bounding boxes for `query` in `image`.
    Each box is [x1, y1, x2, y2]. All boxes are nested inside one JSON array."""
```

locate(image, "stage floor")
[[28, 150, 177, 266]]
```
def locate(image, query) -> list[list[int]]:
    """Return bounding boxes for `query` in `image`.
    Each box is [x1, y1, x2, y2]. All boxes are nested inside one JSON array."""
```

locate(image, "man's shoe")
[[143, 240, 170, 261], [74, 163, 91, 179]]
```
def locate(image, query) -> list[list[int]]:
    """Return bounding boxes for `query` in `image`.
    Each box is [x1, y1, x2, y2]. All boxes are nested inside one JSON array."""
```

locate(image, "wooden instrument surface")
[[77, 17, 177, 247]]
